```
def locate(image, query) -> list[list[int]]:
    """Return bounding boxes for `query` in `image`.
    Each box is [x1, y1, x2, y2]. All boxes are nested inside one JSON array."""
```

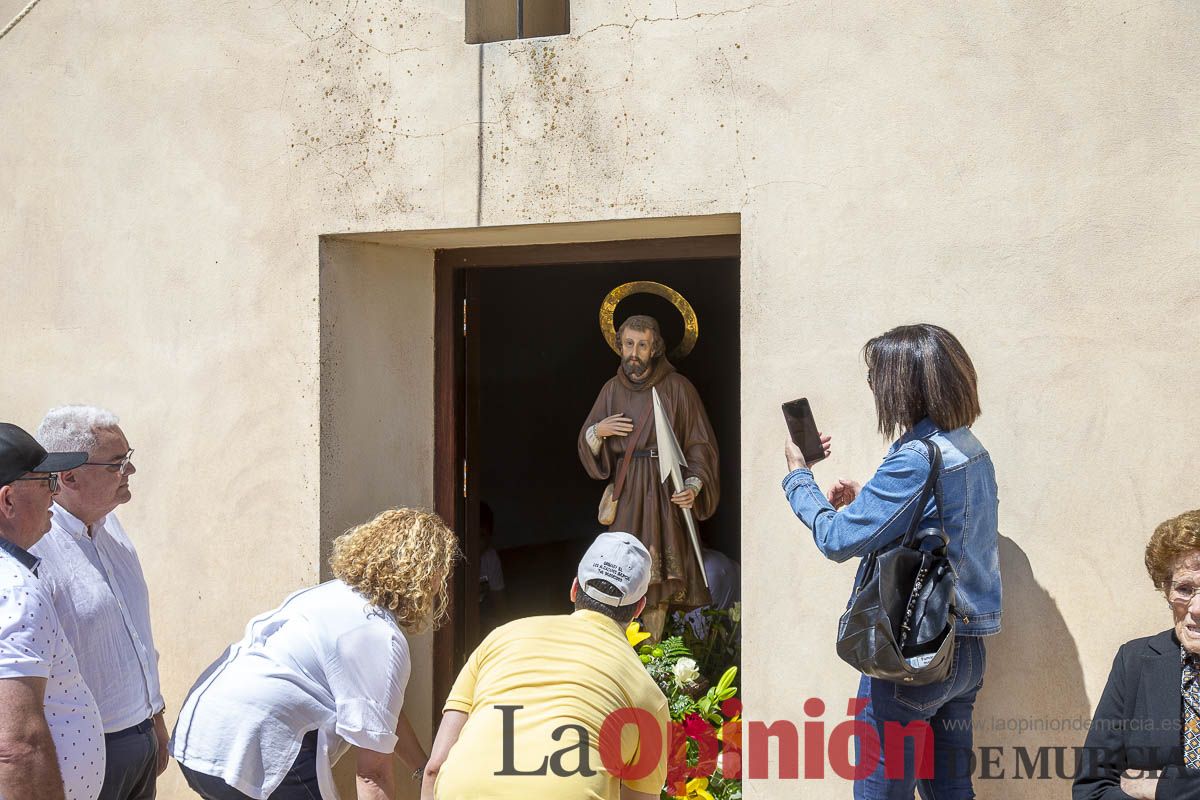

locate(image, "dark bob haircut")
[[863, 323, 981, 438]]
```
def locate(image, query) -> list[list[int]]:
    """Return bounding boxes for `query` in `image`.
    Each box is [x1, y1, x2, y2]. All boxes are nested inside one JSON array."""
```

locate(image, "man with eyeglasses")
[[31, 406, 167, 800], [0, 422, 104, 800]]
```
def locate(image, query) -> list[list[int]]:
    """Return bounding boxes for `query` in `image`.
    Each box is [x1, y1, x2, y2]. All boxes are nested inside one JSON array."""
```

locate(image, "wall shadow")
[[971, 535, 1090, 798]]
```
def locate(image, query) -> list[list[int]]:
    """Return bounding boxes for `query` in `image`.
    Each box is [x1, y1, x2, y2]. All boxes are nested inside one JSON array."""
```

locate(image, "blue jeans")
[[854, 636, 986, 800]]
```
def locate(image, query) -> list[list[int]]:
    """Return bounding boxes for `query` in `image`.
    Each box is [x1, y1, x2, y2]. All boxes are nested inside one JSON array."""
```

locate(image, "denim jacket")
[[783, 417, 1001, 636]]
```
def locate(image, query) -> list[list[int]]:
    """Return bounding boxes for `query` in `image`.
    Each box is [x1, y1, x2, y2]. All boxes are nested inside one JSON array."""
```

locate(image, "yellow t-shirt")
[[435, 610, 670, 799]]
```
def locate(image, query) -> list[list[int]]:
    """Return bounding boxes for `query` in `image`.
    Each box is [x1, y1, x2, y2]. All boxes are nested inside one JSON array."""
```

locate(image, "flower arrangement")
[[626, 603, 742, 800]]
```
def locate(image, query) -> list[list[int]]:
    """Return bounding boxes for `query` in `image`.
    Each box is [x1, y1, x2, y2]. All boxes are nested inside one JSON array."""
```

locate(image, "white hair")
[[36, 405, 121, 456]]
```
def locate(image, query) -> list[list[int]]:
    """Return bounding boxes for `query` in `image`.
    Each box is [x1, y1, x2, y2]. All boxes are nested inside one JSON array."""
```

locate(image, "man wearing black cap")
[[0, 423, 105, 800]]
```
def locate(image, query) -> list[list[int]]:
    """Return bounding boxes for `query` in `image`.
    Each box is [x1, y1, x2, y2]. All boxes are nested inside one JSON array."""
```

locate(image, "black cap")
[[0, 423, 88, 489]]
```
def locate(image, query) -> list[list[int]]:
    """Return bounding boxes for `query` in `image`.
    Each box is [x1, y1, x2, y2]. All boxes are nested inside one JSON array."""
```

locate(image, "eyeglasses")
[[84, 448, 135, 476], [1169, 582, 1200, 605], [13, 474, 59, 492]]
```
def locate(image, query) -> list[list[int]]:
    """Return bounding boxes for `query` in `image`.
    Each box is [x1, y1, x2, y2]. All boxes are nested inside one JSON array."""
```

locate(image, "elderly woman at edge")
[[1075, 510, 1200, 800], [171, 508, 459, 800]]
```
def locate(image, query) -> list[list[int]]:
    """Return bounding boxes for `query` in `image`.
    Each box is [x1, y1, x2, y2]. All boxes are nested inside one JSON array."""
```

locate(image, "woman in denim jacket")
[[783, 323, 1001, 800]]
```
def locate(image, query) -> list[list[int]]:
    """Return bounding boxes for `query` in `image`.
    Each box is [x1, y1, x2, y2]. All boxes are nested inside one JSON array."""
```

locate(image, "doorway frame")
[[430, 233, 740, 712]]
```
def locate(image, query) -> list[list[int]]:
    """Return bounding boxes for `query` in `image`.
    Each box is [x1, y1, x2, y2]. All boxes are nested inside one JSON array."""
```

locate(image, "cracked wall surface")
[[2, 1, 1200, 797]]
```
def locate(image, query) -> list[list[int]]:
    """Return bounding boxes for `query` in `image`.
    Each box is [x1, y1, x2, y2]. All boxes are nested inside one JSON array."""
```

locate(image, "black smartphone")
[[782, 398, 827, 465]]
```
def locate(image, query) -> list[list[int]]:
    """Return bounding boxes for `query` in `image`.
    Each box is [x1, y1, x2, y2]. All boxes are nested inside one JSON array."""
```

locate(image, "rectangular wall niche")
[[466, 0, 569, 44]]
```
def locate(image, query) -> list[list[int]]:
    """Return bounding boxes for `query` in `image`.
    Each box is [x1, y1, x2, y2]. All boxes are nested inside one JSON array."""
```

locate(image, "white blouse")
[[170, 580, 411, 800]]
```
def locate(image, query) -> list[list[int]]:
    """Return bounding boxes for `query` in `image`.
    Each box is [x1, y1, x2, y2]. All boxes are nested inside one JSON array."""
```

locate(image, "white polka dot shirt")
[[0, 542, 105, 800]]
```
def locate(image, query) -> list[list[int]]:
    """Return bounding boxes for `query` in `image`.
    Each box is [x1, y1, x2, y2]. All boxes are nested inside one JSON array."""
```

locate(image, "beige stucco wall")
[[2, 1, 1198, 798], [319, 238, 436, 799]]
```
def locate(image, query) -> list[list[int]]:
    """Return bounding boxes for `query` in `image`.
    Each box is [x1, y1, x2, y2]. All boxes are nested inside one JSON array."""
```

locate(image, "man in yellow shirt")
[[422, 532, 669, 800]]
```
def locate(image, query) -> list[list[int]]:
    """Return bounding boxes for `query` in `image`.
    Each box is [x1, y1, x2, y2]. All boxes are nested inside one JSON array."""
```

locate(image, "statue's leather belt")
[[632, 449, 659, 459]]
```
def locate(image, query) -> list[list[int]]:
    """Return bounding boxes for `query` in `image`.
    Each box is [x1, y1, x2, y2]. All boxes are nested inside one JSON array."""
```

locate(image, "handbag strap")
[[899, 438, 945, 549], [612, 410, 653, 502], [930, 440, 947, 534], [850, 437, 947, 599]]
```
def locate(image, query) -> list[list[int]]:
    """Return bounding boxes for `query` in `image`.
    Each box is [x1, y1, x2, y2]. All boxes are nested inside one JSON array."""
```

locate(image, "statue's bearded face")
[[620, 328, 657, 382]]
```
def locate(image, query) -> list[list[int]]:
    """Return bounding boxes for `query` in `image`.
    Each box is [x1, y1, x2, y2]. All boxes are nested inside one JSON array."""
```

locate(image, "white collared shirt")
[[171, 580, 411, 800], [0, 544, 105, 800], [30, 505, 164, 732]]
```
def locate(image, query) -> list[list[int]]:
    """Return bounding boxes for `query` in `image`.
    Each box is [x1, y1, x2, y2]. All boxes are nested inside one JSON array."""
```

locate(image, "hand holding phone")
[[782, 398, 829, 466]]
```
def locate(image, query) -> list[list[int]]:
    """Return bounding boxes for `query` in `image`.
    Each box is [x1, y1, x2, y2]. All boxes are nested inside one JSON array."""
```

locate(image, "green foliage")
[[630, 604, 742, 800], [668, 693, 694, 719], [657, 636, 692, 659], [706, 773, 743, 800]]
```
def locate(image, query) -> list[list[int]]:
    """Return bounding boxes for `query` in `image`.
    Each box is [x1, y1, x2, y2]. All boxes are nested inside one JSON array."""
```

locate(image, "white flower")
[[729, 601, 741, 624], [673, 657, 700, 686]]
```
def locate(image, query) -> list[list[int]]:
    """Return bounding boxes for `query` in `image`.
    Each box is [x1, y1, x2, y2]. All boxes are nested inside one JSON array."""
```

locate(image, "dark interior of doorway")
[[468, 257, 740, 648]]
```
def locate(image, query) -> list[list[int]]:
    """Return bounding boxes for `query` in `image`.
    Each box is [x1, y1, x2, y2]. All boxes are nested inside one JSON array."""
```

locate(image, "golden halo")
[[599, 281, 699, 361]]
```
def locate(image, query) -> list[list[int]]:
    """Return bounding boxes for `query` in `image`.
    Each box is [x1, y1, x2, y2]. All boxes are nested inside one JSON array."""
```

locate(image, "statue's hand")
[[671, 488, 696, 509], [595, 414, 634, 438]]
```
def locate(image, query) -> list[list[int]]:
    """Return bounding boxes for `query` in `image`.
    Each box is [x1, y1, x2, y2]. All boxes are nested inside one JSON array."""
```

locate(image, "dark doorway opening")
[[433, 236, 740, 707]]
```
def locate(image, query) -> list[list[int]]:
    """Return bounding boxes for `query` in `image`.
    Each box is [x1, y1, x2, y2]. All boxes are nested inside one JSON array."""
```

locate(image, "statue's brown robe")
[[577, 358, 720, 611]]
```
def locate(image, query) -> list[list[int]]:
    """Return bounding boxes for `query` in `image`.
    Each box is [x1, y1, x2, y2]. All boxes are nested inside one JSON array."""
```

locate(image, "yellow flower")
[[674, 777, 713, 800], [717, 713, 740, 742], [625, 621, 651, 648]]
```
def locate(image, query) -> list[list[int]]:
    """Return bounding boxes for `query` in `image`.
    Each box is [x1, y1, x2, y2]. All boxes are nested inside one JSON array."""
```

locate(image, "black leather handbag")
[[835, 439, 959, 685]]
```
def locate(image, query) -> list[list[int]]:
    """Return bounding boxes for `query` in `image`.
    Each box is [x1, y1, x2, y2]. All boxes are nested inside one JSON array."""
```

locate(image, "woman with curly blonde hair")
[[172, 508, 459, 800], [1075, 509, 1200, 800]]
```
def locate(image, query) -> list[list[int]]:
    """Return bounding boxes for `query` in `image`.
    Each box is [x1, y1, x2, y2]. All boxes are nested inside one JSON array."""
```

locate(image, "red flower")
[[684, 713, 711, 738]]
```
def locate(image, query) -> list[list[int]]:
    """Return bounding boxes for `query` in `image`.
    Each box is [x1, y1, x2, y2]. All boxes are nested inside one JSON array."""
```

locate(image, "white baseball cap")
[[577, 531, 652, 607]]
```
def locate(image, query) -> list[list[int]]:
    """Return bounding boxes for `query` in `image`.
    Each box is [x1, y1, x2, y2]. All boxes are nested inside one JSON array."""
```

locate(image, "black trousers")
[[99, 719, 158, 800], [179, 731, 322, 800]]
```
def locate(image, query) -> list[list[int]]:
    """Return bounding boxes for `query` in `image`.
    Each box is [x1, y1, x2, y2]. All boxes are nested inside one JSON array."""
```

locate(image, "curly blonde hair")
[[330, 507, 460, 634], [1144, 509, 1200, 594]]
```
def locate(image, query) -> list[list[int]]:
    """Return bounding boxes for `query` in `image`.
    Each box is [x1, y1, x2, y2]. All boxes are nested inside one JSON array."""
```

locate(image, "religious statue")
[[578, 283, 720, 639]]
